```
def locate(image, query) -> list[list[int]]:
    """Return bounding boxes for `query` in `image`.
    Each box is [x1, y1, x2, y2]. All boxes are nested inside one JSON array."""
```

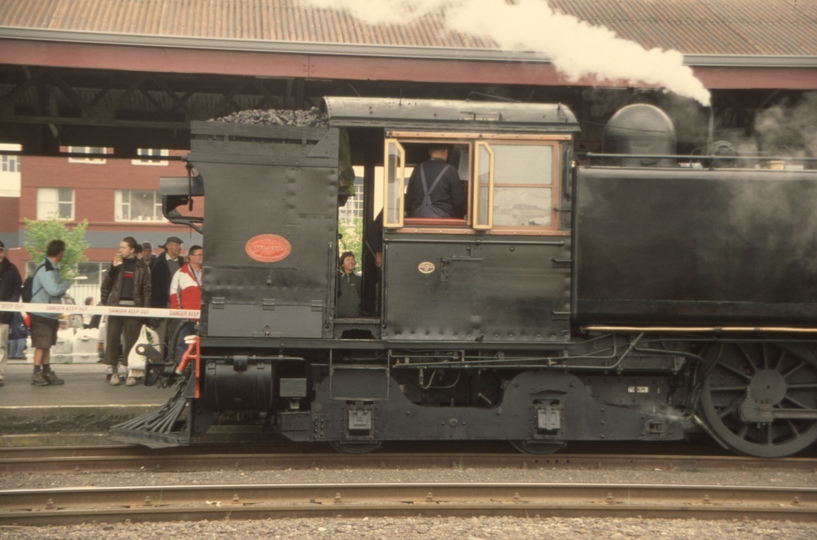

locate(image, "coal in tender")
[[212, 107, 329, 127]]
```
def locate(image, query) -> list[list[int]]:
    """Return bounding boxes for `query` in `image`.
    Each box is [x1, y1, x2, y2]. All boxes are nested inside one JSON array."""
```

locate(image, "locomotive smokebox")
[[602, 104, 676, 167]]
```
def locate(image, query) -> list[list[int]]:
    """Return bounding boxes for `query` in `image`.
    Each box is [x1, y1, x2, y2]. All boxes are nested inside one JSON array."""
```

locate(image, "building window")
[[338, 167, 365, 227], [132, 148, 169, 166], [115, 190, 164, 221], [37, 188, 75, 220], [1, 154, 20, 172], [67, 146, 107, 164], [0, 148, 22, 197]]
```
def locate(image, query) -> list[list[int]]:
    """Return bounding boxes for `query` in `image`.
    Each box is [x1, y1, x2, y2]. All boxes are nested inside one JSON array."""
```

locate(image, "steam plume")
[[300, 0, 711, 106]]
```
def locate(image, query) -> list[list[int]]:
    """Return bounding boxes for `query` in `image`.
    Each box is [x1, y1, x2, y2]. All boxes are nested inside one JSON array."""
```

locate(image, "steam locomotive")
[[111, 97, 817, 458]]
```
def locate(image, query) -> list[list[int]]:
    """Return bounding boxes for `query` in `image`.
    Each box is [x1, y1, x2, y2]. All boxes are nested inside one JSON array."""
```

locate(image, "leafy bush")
[[23, 218, 90, 281], [338, 217, 363, 270]]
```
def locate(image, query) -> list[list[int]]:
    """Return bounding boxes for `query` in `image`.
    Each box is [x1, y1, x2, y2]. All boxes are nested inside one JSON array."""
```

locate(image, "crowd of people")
[[0, 236, 202, 388]]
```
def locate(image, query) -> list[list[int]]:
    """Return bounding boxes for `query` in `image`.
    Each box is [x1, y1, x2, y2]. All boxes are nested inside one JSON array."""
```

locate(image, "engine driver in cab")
[[405, 144, 466, 219]]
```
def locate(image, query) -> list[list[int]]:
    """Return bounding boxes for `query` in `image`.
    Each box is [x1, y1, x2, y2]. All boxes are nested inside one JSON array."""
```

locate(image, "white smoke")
[[754, 92, 817, 156], [722, 92, 817, 158], [300, 0, 711, 106]]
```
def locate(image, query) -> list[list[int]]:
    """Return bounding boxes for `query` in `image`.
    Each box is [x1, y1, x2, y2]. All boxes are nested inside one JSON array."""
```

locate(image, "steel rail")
[[0, 482, 814, 526], [1, 448, 815, 474]]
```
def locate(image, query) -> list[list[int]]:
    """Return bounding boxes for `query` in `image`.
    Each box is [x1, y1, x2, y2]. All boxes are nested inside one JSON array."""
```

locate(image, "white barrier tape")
[[0, 301, 200, 319]]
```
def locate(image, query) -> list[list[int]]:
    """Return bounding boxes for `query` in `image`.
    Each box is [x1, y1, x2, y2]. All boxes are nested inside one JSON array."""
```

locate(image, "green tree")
[[338, 216, 363, 271], [24, 218, 90, 281]]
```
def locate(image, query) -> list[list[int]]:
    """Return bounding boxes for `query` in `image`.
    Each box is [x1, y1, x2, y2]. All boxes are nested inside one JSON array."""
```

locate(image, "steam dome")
[[602, 104, 676, 166]]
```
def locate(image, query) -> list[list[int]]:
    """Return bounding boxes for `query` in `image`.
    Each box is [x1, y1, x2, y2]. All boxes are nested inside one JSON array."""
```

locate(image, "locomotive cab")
[[326, 98, 580, 345]]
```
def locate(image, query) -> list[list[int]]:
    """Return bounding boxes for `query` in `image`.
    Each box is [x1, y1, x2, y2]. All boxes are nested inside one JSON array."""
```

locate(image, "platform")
[[0, 362, 176, 445]]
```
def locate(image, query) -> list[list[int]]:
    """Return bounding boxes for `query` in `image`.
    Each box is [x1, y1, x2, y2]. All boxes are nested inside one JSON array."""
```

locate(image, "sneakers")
[[125, 376, 138, 387], [105, 365, 114, 381], [44, 371, 64, 385], [31, 371, 49, 386], [110, 373, 121, 386]]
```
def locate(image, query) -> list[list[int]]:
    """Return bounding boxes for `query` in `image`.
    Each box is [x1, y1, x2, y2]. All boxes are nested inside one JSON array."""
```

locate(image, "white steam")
[[301, 0, 711, 106], [724, 92, 817, 158], [754, 92, 817, 156]]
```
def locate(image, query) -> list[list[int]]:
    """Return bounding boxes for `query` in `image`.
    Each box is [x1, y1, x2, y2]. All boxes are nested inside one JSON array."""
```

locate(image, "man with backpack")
[[0, 240, 23, 388], [405, 145, 466, 219], [29, 239, 71, 386]]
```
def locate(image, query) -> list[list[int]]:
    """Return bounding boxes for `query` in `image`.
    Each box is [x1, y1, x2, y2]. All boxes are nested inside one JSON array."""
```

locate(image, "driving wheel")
[[699, 342, 817, 457]]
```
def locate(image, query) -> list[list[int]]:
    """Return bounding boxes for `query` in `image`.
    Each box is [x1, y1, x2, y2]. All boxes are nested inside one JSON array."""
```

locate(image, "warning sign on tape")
[[0, 302, 200, 319]]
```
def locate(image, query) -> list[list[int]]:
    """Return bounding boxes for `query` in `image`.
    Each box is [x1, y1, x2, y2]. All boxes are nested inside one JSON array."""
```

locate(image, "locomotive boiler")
[[111, 98, 817, 458]]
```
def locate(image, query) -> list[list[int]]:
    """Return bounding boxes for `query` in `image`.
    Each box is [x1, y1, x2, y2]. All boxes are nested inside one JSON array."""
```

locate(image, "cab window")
[[490, 144, 554, 227], [383, 135, 565, 234]]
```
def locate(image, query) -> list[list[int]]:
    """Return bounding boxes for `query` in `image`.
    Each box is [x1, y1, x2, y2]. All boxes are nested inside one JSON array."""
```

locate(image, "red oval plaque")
[[245, 234, 292, 263]]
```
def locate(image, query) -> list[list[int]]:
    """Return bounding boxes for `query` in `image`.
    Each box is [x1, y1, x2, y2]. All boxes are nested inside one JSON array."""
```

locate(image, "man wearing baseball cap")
[[150, 236, 185, 346], [0, 240, 22, 387]]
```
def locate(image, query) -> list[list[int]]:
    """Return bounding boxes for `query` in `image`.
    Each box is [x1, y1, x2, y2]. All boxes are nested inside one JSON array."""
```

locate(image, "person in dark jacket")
[[0, 240, 22, 387], [150, 236, 184, 309], [336, 251, 362, 318], [149, 236, 185, 351], [405, 145, 466, 218], [101, 236, 151, 387]]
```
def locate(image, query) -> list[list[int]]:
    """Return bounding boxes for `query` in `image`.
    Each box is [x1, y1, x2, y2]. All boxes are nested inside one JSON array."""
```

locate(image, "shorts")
[[30, 315, 60, 349]]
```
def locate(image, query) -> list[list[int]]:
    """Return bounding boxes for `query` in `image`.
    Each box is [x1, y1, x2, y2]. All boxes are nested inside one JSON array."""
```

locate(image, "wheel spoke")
[[718, 401, 738, 420], [783, 362, 806, 380], [716, 361, 752, 381], [785, 419, 801, 437], [762, 344, 770, 370], [737, 424, 750, 439], [782, 395, 810, 410], [787, 383, 817, 389], [773, 351, 787, 372], [765, 424, 773, 445], [737, 344, 760, 373]]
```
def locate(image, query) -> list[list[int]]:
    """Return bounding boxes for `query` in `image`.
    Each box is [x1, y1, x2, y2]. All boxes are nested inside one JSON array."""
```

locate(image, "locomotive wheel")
[[330, 441, 382, 454], [699, 342, 817, 458], [510, 440, 565, 455]]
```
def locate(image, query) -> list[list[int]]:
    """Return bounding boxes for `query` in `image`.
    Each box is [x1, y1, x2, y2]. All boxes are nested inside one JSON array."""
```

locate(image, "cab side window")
[[384, 137, 564, 234], [472, 142, 561, 231], [492, 144, 554, 227]]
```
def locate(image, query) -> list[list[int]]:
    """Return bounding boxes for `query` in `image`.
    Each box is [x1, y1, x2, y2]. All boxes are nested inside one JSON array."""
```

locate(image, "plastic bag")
[[127, 324, 159, 372]]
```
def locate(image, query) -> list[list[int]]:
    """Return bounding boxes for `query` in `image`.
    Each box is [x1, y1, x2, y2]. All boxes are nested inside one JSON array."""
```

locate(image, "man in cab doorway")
[[336, 251, 361, 318]]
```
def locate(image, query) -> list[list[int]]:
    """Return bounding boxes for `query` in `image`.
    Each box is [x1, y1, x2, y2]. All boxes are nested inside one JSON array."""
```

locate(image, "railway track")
[[0, 482, 814, 526], [1, 445, 816, 474]]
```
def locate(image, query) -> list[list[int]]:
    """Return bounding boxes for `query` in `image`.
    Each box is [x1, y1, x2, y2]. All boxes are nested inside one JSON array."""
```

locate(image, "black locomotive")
[[112, 98, 817, 458]]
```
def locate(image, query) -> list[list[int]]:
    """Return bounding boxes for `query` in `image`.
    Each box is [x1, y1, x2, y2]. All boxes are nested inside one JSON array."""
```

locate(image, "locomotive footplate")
[[276, 370, 685, 444]]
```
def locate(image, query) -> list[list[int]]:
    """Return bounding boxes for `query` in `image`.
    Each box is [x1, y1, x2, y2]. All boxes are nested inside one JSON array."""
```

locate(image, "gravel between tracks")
[[1, 515, 815, 540]]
